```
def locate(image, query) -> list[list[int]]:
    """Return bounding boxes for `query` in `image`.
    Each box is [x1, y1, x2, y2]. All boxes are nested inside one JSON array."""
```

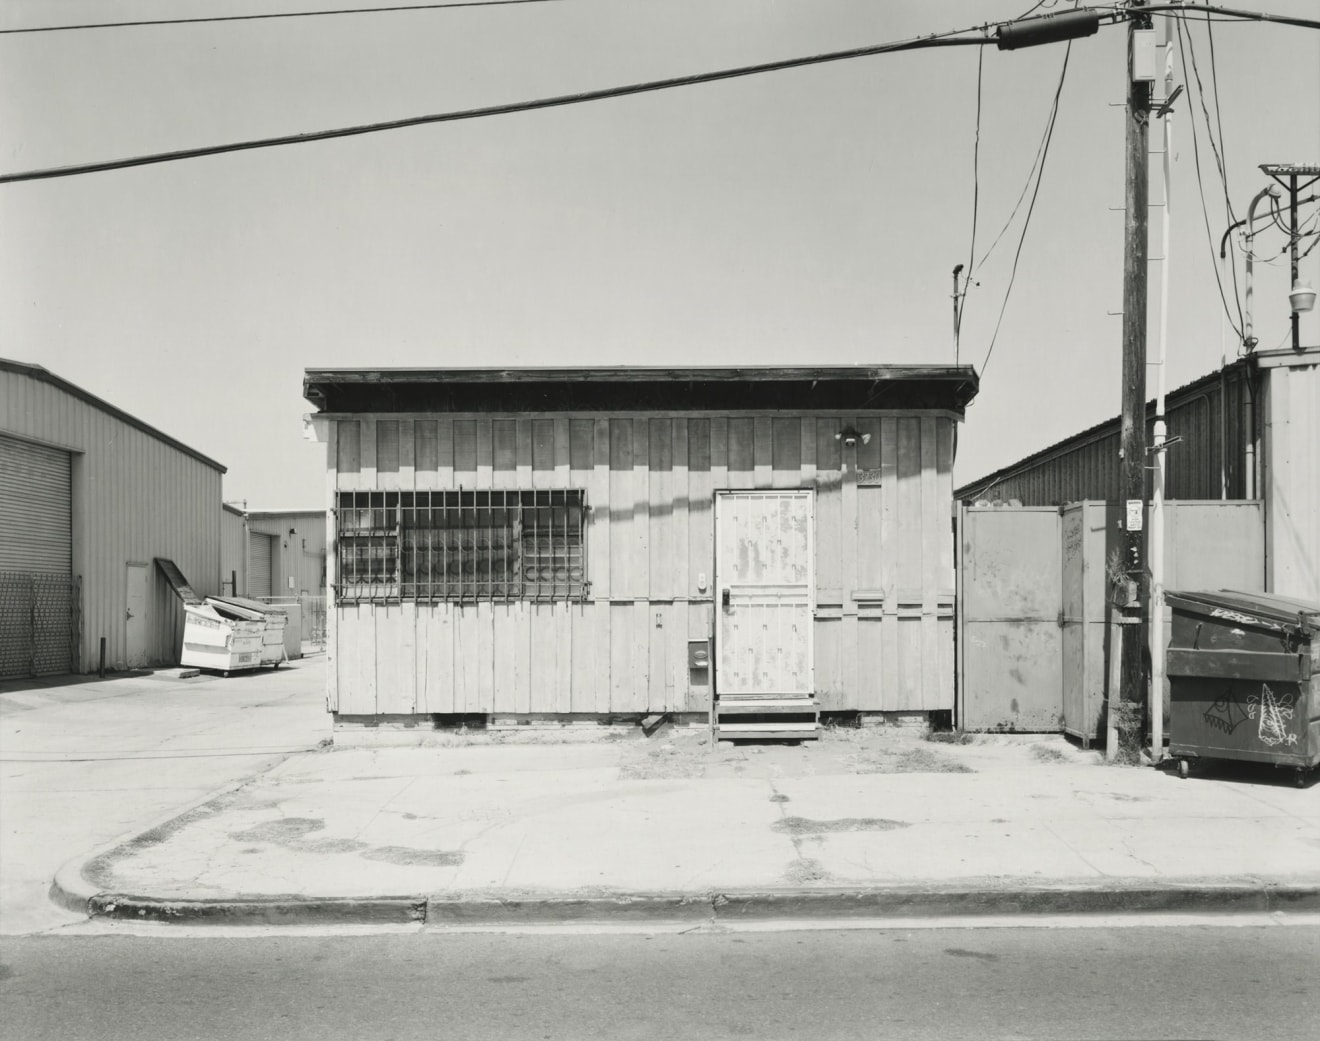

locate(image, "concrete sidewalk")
[[49, 722, 1320, 926]]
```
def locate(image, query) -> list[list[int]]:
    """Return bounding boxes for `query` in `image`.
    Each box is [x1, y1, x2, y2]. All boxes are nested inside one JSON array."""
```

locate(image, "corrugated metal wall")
[[957, 364, 1253, 505], [1, 367, 223, 671], [326, 412, 957, 717], [220, 506, 246, 595], [247, 512, 327, 598], [1262, 352, 1320, 600]]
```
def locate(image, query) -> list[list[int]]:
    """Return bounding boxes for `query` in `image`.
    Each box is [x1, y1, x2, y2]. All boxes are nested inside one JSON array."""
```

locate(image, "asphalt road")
[[4, 923, 1317, 1040]]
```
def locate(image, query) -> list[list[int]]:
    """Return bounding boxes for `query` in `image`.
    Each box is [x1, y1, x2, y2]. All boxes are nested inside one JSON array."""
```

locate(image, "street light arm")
[[1244, 184, 1284, 348]]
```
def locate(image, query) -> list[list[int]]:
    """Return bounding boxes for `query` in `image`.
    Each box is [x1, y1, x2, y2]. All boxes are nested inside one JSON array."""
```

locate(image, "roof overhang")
[[302, 365, 980, 415]]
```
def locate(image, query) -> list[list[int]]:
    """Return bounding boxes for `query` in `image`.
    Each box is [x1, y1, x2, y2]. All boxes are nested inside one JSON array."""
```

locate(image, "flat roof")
[[304, 365, 980, 414], [2, 358, 226, 473]]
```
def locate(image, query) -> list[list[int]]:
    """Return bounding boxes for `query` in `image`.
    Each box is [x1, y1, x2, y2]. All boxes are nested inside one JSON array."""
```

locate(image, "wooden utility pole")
[[1117, 2, 1152, 761]]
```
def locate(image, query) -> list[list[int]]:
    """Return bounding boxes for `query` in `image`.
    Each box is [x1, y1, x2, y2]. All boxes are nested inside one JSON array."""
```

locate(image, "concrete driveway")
[[1, 658, 330, 934]]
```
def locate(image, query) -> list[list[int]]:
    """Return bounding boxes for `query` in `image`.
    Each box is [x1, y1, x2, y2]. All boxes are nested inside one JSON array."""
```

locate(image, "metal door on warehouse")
[[715, 490, 814, 697]]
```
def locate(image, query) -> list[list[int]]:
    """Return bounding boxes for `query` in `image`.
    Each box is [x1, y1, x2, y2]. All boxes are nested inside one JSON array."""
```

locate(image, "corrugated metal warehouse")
[[246, 510, 327, 601], [0, 358, 225, 676], [956, 348, 1319, 600], [303, 365, 979, 736]]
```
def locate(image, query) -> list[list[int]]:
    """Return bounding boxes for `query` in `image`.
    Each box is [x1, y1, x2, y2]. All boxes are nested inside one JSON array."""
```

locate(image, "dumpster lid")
[[154, 558, 204, 606], [205, 595, 271, 620], [1165, 589, 1320, 633]]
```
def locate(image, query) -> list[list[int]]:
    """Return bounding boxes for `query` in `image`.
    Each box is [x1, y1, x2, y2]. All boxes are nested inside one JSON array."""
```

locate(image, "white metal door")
[[126, 562, 148, 668], [715, 490, 814, 697]]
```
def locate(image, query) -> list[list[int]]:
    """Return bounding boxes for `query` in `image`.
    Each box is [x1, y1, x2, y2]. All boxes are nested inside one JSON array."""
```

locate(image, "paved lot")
[[1, 659, 330, 934]]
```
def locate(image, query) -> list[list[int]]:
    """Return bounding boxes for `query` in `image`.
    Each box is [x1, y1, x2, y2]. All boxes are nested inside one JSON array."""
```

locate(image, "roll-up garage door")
[[0, 434, 72, 573], [248, 531, 273, 598], [1, 434, 74, 677]]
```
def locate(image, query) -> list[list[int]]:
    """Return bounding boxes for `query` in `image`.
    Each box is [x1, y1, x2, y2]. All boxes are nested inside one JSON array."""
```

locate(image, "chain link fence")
[[254, 592, 326, 651], [0, 571, 80, 678]]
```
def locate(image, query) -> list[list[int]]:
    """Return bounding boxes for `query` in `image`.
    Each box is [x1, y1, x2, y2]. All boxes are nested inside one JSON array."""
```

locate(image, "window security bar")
[[333, 490, 587, 604]]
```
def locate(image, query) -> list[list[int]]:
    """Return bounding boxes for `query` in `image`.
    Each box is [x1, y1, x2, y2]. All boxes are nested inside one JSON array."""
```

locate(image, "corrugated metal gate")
[[0, 434, 71, 573], [248, 531, 273, 598], [0, 572, 80, 677], [0, 435, 76, 677], [958, 506, 1064, 731]]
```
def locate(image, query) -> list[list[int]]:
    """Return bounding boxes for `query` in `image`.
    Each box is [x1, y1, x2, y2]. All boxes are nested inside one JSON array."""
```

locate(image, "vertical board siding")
[[331, 412, 960, 716]]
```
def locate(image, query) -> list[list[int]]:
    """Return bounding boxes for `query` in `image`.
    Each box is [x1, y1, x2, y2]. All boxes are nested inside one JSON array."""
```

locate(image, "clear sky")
[[2, 1, 1317, 508]]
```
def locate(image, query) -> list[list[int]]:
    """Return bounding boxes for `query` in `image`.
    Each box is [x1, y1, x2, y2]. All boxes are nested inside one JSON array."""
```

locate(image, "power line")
[[956, 45, 985, 353], [1141, 3, 1320, 32], [980, 40, 1072, 380], [0, 1, 559, 35], [1175, 15, 1244, 339], [0, 30, 987, 184], [973, 52, 1065, 274]]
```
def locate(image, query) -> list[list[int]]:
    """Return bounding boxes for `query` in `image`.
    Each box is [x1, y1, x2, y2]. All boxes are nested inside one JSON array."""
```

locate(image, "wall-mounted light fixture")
[[834, 426, 871, 448]]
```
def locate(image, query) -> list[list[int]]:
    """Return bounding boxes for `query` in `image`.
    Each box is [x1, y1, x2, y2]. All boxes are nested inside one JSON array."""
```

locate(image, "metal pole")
[[1149, 23, 1174, 765], [1244, 185, 1282, 350], [952, 263, 964, 362], [1289, 173, 1301, 351], [1118, 4, 1151, 762]]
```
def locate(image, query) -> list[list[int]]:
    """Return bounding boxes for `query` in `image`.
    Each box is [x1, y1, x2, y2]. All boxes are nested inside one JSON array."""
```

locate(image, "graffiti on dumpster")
[[1246, 683, 1298, 748], [1203, 692, 1250, 736], [1209, 606, 1283, 631]]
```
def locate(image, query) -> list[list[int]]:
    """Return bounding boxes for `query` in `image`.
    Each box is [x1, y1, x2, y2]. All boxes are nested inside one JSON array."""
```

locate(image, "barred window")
[[335, 490, 588, 603]]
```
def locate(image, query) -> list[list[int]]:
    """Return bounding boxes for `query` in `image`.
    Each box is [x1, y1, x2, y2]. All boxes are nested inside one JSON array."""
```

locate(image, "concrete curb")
[[50, 880, 1320, 928], [48, 749, 320, 921]]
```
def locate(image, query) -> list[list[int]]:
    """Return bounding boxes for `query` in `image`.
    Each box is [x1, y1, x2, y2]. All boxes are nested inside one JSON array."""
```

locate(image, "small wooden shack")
[[303, 366, 979, 736]]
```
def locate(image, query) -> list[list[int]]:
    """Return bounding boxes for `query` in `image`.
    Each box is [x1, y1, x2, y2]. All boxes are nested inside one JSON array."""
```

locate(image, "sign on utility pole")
[[1117, 2, 1154, 761]]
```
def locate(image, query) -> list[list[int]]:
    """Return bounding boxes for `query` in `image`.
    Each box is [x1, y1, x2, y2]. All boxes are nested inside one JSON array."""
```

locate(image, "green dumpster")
[[1165, 590, 1320, 786]]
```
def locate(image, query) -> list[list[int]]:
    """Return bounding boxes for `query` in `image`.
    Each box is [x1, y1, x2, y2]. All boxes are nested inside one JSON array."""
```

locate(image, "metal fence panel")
[[0, 571, 78, 678]]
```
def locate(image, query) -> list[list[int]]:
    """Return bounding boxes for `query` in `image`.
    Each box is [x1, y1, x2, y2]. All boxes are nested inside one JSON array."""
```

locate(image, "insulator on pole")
[[996, 10, 1102, 51]]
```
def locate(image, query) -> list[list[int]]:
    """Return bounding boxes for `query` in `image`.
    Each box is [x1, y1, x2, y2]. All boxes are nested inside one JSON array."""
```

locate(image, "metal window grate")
[[334, 490, 587, 604]]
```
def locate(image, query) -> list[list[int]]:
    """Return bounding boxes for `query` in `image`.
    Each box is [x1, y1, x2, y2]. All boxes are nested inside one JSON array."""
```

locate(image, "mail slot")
[[688, 639, 710, 670]]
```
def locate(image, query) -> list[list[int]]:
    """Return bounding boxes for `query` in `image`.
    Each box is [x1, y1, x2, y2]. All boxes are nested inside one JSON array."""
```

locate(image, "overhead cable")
[[1175, 16, 1244, 338], [0, 1, 560, 35], [980, 41, 1073, 380], [0, 31, 987, 183]]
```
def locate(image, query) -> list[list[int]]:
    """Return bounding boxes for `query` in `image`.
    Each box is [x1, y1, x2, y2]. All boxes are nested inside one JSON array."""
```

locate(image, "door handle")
[[126, 609, 133, 620], [721, 588, 731, 607]]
